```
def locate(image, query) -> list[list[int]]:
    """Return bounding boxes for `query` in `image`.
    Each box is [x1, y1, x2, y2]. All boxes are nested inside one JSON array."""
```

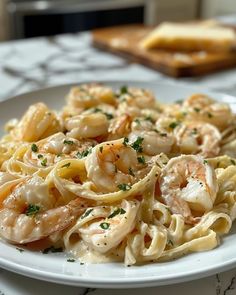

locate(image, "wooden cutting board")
[[92, 24, 236, 77]]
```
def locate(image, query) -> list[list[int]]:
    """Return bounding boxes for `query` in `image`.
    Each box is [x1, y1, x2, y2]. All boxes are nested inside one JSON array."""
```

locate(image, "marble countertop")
[[1, 18, 236, 294]]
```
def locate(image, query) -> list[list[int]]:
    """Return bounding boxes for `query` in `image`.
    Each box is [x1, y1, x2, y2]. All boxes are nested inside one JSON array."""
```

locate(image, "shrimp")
[[174, 122, 221, 158], [85, 139, 139, 192], [10, 103, 62, 142], [66, 83, 116, 109], [183, 94, 234, 130], [159, 155, 218, 224], [65, 113, 109, 139], [128, 130, 174, 156], [79, 200, 139, 253], [108, 114, 132, 140], [0, 175, 89, 243], [23, 132, 96, 169]]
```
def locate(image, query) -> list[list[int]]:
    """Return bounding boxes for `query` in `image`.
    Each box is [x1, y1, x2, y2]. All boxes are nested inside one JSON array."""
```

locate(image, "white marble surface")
[[1, 16, 236, 294]]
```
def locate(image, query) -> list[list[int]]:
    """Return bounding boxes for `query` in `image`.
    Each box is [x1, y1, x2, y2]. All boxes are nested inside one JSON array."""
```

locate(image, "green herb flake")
[[108, 208, 127, 219], [120, 85, 128, 95], [81, 208, 94, 219], [67, 258, 75, 262], [128, 167, 135, 176], [123, 137, 129, 146], [37, 154, 43, 159], [194, 108, 200, 113], [42, 246, 64, 254], [41, 158, 47, 167], [117, 183, 132, 191], [25, 204, 40, 216], [169, 122, 179, 129], [31, 143, 38, 153], [207, 112, 213, 118], [231, 159, 236, 165], [144, 116, 154, 123], [93, 107, 102, 113], [61, 162, 71, 168], [100, 222, 110, 230], [99, 146, 103, 153], [16, 247, 24, 253], [134, 118, 141, 125], [77, 148, 92, 159], [131, 136, 144, 153], [137, 156, 146, 164], [104, 113, 114, 120], [175, 99, 183, 104], [63, 140, 74, 145], [203, 160, 208, 164]]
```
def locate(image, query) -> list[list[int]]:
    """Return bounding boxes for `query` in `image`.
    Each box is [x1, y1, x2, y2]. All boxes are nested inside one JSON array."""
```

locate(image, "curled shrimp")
[[10, 103, 62, 142], [79, 200, 139, 253], [67, 83, 116, 109], [12, 132, 96, 172], [183, 94, 234, 130], [65, 113, 109, 139], [128, 130, 175, 156], [85, 139, 140, 193], [108, 114, 132, 140], [160, 155, 218, 224], [0, 175, 89, 243], [175, 122, 221, 158]]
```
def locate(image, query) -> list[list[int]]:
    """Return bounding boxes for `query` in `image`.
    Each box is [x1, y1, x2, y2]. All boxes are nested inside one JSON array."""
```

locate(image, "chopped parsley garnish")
[[134, 118, 141, 125], [128, 167, 135, 176], [123, 137, 129, 146], [61, 162, 71, 168], [63, 139, 74, 145], [42, 246, 64, 254], [194, 107, 200, 113], [37, 154, 43, 159], [117, 183, 132, 191], [203, 160, 208, 164], [169, 122, 179, 129], [131, 136, 144, 153], [160, 133, 167, 137], [207, 112, 213, 118], [100, 222, 110, 230], [93, 107, 102, 113], [41, 158, 47, 167], [16, 247, 24, 253], [191, 128, 198, 135], [25, 204, 40, 216], [81, 208, 94, 219], [77, 148, 92, 159], [175, 99, 183, 104], [31, 143, 38, 153], [231, 159, 236, 165], [145, 116, 154, 123], [99, 146, 103, 153], [67, 258, 75, 262], [108, 208, 126, 219], [104, 113, 113, 120], [137, 156, 146, 164], [56, 153, 62, 157], [120, 85, 128, 95]]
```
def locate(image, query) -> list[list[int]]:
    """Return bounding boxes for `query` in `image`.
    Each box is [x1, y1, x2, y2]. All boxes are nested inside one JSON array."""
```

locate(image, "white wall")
[[201, 0, 236, 18], [145, 0, 199, 25], [0, 0, 9, 41]]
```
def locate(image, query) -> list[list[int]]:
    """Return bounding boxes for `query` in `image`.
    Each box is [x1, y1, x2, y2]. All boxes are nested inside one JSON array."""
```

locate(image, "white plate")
[[1, 81, 236, 289]]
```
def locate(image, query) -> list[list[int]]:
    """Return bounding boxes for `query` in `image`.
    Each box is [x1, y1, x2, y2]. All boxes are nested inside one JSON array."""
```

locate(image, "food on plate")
[[0, 83, 236, 266], [140, 21, 236, 52]]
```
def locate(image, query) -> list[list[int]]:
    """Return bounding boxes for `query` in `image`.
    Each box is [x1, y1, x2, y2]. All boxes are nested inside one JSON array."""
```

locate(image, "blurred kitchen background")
[[1, 0, 236, 41]]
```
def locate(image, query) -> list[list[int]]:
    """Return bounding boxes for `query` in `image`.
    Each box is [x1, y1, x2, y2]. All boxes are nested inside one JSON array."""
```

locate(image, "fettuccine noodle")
[[0, 83, 235, 266]]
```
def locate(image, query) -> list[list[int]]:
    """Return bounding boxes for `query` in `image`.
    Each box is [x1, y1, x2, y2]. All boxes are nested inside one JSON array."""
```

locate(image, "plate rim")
[[1, 80, 236, 288]]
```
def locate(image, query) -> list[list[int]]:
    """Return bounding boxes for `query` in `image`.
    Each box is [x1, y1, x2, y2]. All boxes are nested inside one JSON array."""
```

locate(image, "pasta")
[[0, 83, 236, 266]]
